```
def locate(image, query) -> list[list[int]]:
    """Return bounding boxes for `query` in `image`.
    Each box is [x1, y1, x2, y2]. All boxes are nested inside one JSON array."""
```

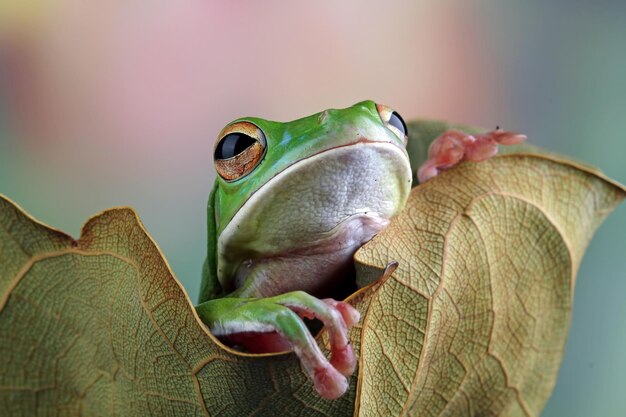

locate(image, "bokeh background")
[[1, 1, 625, 415]]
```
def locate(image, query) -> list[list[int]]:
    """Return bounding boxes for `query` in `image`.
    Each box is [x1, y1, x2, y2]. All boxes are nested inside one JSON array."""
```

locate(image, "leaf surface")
[[0, 199, 355, 416], [0, 120, 624, 417], [353, 121, 626, 416]]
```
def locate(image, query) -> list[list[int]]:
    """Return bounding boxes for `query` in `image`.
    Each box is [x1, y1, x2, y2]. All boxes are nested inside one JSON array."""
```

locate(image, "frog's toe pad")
[[331, 342, 356, 376], [313, 365, 349, 399]]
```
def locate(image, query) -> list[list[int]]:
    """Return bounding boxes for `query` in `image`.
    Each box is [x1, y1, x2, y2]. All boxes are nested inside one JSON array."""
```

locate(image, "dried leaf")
[[353, 121, 626, 416], [0, 120, 624, 416], [0, 200, 353, 416]]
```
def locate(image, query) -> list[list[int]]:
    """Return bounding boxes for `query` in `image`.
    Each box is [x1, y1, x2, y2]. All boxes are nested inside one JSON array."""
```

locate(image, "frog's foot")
[[417, 128, 527, 183], [284, 296, 360, 376], [196, 292, 360, 399]]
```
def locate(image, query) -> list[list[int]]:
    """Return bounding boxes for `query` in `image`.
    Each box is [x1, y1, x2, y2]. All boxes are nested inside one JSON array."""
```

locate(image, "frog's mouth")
[[217, 140, 413, 294]]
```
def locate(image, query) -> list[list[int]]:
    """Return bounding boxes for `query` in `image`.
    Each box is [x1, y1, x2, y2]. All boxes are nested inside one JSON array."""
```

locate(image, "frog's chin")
[[217, 140, 412, 294], [231, 211, 390, 298]]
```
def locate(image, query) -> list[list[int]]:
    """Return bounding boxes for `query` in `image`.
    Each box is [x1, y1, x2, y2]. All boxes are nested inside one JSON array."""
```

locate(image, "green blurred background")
[[1, 1, 624, 415]]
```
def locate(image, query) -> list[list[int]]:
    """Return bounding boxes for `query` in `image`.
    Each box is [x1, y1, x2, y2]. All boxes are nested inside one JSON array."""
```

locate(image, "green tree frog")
[[195, 100, 526, 399]]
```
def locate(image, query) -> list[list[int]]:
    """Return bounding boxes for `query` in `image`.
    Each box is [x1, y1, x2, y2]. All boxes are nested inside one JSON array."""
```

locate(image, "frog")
[[195, 100, 526, 399]]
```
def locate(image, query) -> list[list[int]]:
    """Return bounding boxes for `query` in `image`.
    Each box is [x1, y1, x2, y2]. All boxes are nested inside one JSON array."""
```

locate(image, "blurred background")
[[1, 1, 624, 415]]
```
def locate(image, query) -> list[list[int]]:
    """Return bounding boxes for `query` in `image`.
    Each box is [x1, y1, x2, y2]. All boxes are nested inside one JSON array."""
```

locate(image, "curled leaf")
[[353, 134, 625, 415], [0, 198, 352, 416]]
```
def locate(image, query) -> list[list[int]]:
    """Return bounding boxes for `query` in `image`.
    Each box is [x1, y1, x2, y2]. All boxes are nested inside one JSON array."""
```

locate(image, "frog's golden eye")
[[214, 121, 266, 181], [376, 103, 408, 145]]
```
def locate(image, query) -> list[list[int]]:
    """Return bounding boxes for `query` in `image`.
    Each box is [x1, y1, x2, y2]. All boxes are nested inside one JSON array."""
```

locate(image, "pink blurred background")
[[1, 2, 625, 416]]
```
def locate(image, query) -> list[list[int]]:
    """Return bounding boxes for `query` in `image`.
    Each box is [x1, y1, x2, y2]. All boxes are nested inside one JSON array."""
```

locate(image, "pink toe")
[[491, 130, 528, 145], [428, 133, 464, 161], [464, 137, 498, 161], [324, 300, 361, 328], [331, 343, 356, 376], [434, 142, 464, 166], [337, 303, 360, 328], [498, 133, 527, 145], [418, 161, 440, 183], [313, 366, 349, 399]]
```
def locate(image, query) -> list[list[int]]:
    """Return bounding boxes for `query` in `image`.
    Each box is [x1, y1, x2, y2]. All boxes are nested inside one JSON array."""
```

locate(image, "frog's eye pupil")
[[389, 111, 407, 137], [215, 133, 257, 160]]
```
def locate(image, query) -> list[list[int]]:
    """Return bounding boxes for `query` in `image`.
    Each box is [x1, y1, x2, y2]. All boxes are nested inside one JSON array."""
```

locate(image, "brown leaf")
[[353, 150, 625, 416], [0, 199, 354, 416]]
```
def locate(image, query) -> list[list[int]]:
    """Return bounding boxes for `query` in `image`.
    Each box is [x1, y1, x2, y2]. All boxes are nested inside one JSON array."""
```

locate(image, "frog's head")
[[212, 100, 412, 293]]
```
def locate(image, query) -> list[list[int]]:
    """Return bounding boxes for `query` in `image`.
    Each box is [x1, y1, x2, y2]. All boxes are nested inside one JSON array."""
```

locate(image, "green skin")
[[195, 100, 413, 399]]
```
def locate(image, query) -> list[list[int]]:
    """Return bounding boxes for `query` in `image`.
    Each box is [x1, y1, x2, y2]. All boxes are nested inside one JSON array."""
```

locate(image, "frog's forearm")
[[195, 294, 356, 399], [267, 292, 359, 375]]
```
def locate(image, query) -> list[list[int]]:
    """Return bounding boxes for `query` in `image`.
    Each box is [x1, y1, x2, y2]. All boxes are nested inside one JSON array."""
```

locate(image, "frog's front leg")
[[417, 128, 527, 183], [195, 292, 360, 399]]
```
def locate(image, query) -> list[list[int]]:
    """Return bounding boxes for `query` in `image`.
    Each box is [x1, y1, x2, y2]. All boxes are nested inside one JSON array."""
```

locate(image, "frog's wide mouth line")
[[252, 136, 407, 188], [309, 136, 405, 156], [216, 140, 413, 286], [242, 136, 406, 191]]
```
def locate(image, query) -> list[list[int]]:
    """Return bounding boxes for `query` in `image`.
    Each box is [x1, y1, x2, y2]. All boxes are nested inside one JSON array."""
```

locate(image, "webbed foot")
[[417, 128, 527, 183], [195, 291, 360, 399]]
